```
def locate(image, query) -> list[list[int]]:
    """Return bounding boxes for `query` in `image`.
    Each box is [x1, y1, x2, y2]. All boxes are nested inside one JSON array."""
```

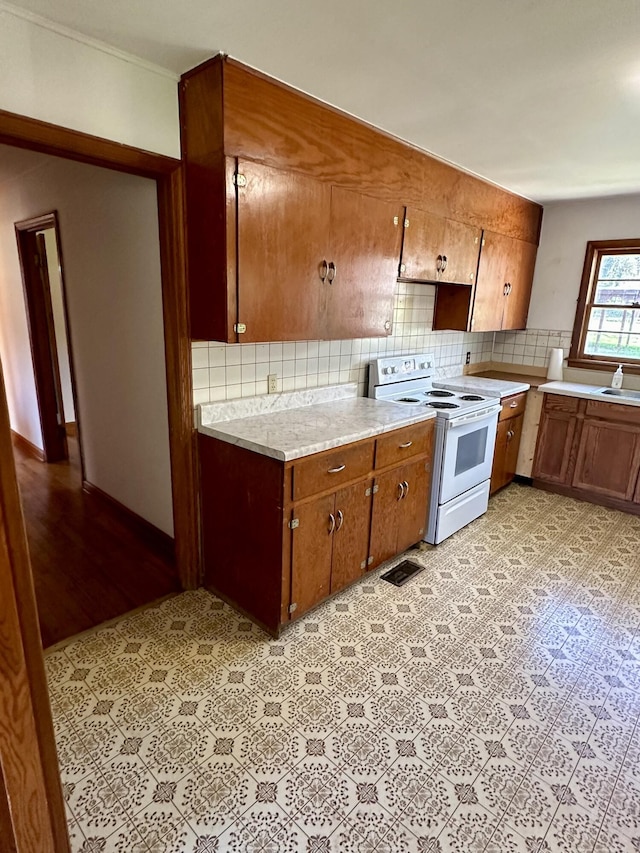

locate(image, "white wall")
[[43, 227, 75, 422], [0, 6, 180, 158], [527, 193, 640, 331], [0, 146, 174, 536]]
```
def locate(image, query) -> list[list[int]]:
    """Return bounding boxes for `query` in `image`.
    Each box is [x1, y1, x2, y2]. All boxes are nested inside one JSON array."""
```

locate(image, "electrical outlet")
[[268, 374, 278, 393], [465, 351, 471, 365]]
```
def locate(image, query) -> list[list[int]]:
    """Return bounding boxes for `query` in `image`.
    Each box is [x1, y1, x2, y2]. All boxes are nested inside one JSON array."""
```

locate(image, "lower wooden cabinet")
[[533, 394, 640, 514], [199, 419, 435, 635], [490, 392, 527, 494]]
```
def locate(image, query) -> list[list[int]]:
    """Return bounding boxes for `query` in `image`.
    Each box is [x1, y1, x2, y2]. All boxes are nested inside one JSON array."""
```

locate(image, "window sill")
[[567, 357, 640, 376]]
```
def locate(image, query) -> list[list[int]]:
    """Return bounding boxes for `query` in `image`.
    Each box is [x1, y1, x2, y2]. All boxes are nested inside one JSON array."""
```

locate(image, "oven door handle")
[[445, 404, 501, 429]]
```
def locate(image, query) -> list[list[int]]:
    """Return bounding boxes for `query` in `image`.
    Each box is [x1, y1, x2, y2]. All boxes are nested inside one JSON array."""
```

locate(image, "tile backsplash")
[[191, 282, 576, 403], [192, 283, 494, 403]]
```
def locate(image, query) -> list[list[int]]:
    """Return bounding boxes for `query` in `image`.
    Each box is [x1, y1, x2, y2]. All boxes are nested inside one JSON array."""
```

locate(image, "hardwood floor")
[[13, 436, 181, 648]]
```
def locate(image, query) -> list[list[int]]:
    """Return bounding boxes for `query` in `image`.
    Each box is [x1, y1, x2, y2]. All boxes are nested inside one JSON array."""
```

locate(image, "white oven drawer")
[[429, 479, 490, 544]]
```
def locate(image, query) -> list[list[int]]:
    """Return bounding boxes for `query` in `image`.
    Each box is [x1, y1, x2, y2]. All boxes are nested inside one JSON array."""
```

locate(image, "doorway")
[[14, 212, 81, 467]]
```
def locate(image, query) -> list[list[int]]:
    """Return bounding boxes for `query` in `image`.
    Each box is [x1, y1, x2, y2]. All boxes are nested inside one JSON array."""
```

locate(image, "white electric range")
[[368, 353, 501, 544]]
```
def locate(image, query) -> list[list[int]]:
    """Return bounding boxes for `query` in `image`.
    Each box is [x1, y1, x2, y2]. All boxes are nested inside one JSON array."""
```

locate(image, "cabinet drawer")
[[375, 421, 433, 469], [500, 392, 527, 421], [584, 400, 640, 426], [543, 394, 580, 414], [292, 440, 374, 501]]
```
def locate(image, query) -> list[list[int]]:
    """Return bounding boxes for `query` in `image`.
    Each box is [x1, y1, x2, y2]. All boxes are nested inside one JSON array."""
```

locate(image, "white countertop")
[[538, 380, 640, 408], [434, 375, 530, 398], [198, 392, 437, 461]]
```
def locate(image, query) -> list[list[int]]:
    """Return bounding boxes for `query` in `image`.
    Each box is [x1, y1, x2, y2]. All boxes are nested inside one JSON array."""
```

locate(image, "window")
[[570, 239, 640, 371]]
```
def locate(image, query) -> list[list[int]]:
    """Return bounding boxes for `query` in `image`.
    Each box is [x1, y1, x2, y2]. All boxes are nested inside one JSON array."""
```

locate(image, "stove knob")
[[391, 366, 399, 374], [382, 367, 392, 375]]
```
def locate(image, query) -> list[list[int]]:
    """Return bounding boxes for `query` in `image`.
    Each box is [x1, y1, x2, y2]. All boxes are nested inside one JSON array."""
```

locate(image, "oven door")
[[438, 406, 500, 504]]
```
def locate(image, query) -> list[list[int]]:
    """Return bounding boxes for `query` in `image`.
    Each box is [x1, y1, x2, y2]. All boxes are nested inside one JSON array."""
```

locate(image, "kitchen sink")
[[593, 387, 640, 401]]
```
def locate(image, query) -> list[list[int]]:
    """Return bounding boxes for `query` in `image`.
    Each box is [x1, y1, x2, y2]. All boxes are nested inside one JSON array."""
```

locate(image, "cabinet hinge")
[[365, 486, 372, 497], [404, 219, 410, 228], [288, 603, 297, 613], [474, 236, 479, 244], [399, 264, 406, 274], [393, 216, 399, 226], [288, 518, 299, 529], [372, 484, 379, 494], [233, 172, 247, 187], [481, 238, 486, 247], [360, 559, 367, 570], [234, 323, 247, 334], [367, 556, 374, 565]]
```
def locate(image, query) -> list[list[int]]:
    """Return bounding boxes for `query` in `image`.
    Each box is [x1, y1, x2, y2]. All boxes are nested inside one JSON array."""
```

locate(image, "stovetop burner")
[[427, 389, 455, 398], [460, 394, 484, 401], [428, 401, 460, 409], [397, 397, 421, 403]]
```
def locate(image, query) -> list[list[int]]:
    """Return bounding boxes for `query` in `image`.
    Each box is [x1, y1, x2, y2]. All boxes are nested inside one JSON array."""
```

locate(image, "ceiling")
[[6, 0, 640, 202]]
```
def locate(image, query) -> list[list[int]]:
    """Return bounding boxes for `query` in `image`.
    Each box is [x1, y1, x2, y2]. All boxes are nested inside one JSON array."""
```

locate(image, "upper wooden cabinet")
[[399, 209, 481, 285], [432, 231, 538, 333], [233, 161, 401, 342], [180, 55, 542, 342]]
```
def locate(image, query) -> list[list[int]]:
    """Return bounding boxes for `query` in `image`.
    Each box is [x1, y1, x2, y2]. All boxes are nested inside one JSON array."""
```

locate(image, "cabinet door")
[[326, 187, 403, 338], [396, 457, 431, 554], [400, 208, 446, 281], [502, 239, 537, 331], [532, 410, 577, 485], [290, 494, 335, 617], [330, 482, 373, 593], [368, 468, 402, 570], [491, 414, 523, 494], [441, 219, 482, 285], [470, 230, 509, 332], [572, 419, 640, 501], [236, 159, 331, 342]]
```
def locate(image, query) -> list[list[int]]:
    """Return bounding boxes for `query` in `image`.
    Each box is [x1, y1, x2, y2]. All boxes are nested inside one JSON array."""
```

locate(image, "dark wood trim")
[[0, 109, 179, 178], [533, 478, 640, 516], [513, 474, 533, 486], [10, 430, 45, 462], [570, 238, 640, 370], [65, 422, 77, 437], [14, 216, 68, 463], [156, 167, 201, 589], [0, 360, 69, 853], [82, 480, 175, 562]]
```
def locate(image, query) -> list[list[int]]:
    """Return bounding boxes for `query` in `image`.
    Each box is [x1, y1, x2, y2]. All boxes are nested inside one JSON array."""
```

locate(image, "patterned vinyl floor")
[[45, 484, 640, 852]]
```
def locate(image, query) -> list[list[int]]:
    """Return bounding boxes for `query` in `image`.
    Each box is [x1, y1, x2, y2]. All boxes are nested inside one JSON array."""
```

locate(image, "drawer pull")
[[399, 440, 413, 449], [336, 510, 344, 531], [509, 401, 518, 408], [328, 464, 346, 474], [403, 480, 409, 498], [328, 513, 336, 535], [397, 482, 406, 500]]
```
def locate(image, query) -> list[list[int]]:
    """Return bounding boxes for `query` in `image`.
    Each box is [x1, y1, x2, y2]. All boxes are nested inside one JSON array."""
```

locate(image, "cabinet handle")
[[503, 283, 508, 296], [336, 510, 344, 531], [327, 262, 336, 283], [399, 440, 413, 449], [328, 513, 336, 534], [509, 401, 518, 408], [507, 430, 515, 441], [397, 482, 405, 500], [403, 480, 410, 498], [442, 255, 448, 271], [328, 464, 346, 474], [319, 259, 328, 282], [436, 254, 443, 272], [507, 282, 512, 295]]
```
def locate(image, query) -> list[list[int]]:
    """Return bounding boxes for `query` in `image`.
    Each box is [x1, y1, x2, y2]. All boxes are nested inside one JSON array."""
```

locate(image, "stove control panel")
[[369, 353, 436, 390]]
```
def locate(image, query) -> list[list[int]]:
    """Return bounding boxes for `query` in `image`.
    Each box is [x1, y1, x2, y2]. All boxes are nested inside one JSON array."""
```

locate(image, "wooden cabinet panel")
[[491, 413, 523, 494], [368, 467, 403, 569], [572, 420, 640, 501], [330, 481, 372, 593], [375, 421, 433, 469], [400, 209, 480, 285], [532, 407, 577, 485], [502, 239, 536, 330], [291, 494, 335, 617], [585, 399, 640, 426], [396, 457, 431, 554], [326, 188, 402, 339], [292, 440, 375, 501], [236, 160, 331, 342], [470, 230, 509, 332]]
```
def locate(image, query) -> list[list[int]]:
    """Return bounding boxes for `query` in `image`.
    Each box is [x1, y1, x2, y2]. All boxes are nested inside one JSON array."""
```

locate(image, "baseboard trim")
[[82, 480, 175, 562], [513, 475, 533, 486], [11, 429, 45, 461]]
